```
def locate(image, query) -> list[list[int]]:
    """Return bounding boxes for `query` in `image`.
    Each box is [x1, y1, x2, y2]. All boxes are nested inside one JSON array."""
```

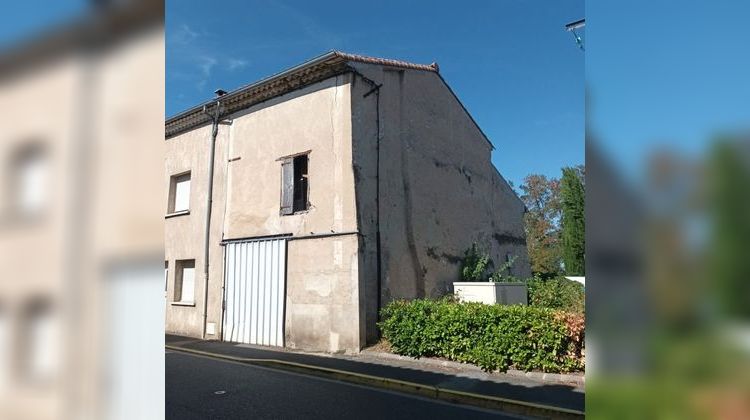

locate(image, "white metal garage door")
[[222, 238, 286, 346]]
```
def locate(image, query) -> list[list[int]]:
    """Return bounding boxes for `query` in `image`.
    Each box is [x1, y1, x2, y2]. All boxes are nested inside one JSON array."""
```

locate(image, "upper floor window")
[[280, 154, 309, 215], [168, 172, 191, 214], [9, 144, 48, 217]]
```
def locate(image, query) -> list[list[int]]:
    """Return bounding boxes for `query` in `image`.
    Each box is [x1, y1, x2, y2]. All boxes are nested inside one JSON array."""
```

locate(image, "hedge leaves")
[[379, 299, 584, 373]]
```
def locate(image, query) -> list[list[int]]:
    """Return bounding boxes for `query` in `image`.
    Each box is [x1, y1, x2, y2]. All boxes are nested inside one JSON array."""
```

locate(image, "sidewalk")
[[166, 335, 584, 417]]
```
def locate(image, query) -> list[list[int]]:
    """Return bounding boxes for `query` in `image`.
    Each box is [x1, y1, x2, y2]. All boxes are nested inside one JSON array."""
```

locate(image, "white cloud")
[[197, 55, 217, 77], [194, 56, 217, 90], [227, 58, 249, 71], [171, 23, 199, 45]]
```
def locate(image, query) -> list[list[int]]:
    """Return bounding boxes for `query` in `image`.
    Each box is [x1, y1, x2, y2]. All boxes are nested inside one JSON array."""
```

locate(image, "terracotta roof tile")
[[332, 51, 439, 72]]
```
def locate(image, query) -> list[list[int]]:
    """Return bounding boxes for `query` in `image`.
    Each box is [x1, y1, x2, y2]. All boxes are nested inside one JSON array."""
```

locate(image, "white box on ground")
[[565, 276, 585, 286], [453, 282, 528, 305]]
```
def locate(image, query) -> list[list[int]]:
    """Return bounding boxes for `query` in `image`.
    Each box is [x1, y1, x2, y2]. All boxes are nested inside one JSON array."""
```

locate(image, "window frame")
[[167, 171, 191, 216], [7, 142, 48, 219], [291, 154, 309, 213], [279, 152, 310, 216], [164, 261, 169, 299], [172, 259, 196, 306], [21, 298, 59, 384]]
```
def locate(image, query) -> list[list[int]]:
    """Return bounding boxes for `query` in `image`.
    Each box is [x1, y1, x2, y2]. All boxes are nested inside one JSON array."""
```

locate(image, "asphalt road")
[[166, 350, 521, 419]]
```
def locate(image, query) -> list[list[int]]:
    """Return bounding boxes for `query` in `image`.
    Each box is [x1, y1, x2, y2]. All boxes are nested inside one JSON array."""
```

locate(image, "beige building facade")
[[165, 51, 530, 352], [0, 2, 165, 419]]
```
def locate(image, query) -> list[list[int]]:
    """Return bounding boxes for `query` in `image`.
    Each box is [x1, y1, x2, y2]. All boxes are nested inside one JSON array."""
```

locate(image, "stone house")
[[165, 51, 530, 353]]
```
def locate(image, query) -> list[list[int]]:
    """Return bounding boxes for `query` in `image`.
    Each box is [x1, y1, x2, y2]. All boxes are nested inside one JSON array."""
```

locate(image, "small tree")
[[560, 167, 585, 275], [520, 174, 562, 276], [709, 140, 750, 318]]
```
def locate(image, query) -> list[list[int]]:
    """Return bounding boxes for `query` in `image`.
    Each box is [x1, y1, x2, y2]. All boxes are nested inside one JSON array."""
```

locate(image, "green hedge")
[[379, 299, 584, 373], [527, 276, 585, 313]]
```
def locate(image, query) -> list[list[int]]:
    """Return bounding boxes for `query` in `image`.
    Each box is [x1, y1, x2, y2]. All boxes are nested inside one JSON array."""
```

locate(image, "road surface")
[[166, 350, 520, 419]]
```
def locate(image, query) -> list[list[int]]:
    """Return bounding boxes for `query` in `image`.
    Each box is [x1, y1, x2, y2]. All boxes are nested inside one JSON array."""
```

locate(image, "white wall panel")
[[223, 239, 286, 347]]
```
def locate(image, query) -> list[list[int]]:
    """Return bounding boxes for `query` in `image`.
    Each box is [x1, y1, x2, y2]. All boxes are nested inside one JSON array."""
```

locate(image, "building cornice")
[[165, 51, 439, 139]]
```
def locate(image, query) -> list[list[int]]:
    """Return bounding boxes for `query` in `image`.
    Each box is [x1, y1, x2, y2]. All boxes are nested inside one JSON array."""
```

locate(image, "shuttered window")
[[280, 154, 309, 215], [174, 260, 195, 304]]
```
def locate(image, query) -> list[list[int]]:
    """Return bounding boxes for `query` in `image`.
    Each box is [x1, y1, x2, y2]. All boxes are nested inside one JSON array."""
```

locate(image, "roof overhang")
[[165, 51, 439, 138]]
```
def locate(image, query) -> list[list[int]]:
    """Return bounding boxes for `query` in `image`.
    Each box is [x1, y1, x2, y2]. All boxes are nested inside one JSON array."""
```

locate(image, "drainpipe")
[[200, 96, 223, 339]]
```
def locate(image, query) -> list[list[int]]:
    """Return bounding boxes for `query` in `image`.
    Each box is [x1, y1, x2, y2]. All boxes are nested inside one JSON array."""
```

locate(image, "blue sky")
[[6, 2, 749, 190], [587, 1, 750, 183], [2, 1, 584, 188], [167, 0, 585, 188]]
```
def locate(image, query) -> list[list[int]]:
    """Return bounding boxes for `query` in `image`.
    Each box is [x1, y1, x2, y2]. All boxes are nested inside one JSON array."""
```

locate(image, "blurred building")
[[0, 1, 163, 419], [586, 139, 647, 374]]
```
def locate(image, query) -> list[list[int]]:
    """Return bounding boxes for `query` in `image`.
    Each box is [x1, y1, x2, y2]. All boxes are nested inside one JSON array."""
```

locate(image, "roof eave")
[[166, 50, 341, 123], [165, 51, 440, 138]]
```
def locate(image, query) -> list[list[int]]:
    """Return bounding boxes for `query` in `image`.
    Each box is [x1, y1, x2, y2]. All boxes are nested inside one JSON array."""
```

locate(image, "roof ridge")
[[166, 50, 440, 135], [332, 50, 439, 72]]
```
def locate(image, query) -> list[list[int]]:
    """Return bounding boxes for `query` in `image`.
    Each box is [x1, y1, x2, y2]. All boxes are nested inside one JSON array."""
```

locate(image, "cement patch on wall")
[[285, 235, 362, 353]]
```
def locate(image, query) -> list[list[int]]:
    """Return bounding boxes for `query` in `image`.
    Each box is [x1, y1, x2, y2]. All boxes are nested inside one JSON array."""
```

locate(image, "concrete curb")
[[166, 344, 584, 419], [360, 350, 585, 387]]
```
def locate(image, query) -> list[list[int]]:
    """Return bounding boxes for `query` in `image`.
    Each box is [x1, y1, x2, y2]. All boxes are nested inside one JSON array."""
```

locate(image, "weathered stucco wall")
[[164, 123, 227, 338], [349, 74, 381, 345], [223, 75, 356, 238], [350, 63, 530, 314], [165, 74, 364, 351], [0, 54, 79, 420], [285, 234, 361, 352]]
